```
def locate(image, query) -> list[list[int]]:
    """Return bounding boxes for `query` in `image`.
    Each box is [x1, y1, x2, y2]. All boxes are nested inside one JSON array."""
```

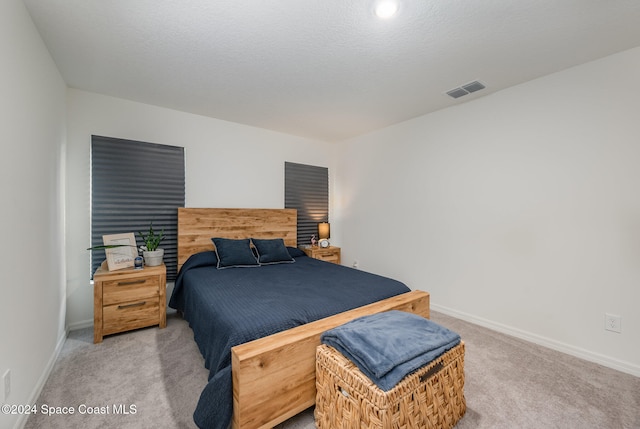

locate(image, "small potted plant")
[[138, 223, 165, 266]]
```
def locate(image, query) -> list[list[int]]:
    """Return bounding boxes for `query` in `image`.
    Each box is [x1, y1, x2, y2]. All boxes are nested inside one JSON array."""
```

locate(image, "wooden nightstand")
[[300, 246, 341, 265], [93, 261, 166, 343]]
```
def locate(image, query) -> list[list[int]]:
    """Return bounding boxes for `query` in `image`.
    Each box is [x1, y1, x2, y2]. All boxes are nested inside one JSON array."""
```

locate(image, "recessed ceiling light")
[[375, 1, 399, 19]]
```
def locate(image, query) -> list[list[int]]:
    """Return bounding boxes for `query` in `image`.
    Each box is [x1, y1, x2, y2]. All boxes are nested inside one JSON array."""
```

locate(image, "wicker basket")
[[315, 342, 466, 429]]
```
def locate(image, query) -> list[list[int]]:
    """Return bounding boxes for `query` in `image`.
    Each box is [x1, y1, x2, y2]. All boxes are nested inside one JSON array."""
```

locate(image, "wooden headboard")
[[177, 208, 297, 272]]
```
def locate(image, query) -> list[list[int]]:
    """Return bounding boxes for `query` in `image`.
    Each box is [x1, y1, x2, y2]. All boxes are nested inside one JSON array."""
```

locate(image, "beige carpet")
[[24, 311, 640, 429]]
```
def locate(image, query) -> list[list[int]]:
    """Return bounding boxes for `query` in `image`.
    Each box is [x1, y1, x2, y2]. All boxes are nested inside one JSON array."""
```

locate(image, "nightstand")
[[93, 261, 166, 343], [300, 246, 341, 265]]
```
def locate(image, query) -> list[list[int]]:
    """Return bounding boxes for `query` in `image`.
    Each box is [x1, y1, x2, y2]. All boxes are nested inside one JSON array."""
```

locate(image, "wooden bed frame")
[[177, 208, 430, 429]]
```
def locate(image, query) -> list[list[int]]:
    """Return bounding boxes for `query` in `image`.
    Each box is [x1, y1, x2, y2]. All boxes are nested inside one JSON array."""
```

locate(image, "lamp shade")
[[318, 222, 330, 239]]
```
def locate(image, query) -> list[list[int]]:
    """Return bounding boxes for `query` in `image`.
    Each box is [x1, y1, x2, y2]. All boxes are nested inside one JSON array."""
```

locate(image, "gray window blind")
[[91, 135, 185, 280], [284, 162, 328, 246]]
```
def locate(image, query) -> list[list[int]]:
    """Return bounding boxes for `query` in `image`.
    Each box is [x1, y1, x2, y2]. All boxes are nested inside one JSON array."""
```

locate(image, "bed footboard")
[[230, 290, 430, 429]]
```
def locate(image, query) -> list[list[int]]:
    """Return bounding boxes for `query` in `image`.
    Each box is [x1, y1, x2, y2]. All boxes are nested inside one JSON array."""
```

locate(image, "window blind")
[[90, 135, 185, 280], [284, 162, 328, 246]]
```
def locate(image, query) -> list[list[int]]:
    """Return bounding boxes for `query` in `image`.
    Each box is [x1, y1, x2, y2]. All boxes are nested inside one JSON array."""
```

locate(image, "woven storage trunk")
[[315, 342, 466, 429]]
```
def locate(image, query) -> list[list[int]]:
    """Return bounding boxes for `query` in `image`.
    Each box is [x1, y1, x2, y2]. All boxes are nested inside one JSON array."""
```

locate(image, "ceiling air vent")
[[446, 80, 486, 99], [446, 88, 469, 99]]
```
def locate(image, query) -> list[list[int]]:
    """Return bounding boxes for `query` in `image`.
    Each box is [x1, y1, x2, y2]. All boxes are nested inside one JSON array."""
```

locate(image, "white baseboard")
[[15, 331, 67, 429], [431, 303, 640, 378], [67, 319, 93, 331]]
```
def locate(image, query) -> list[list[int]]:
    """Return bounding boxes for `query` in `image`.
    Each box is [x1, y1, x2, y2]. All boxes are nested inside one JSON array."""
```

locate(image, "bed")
[[170, 208, 430, 429]]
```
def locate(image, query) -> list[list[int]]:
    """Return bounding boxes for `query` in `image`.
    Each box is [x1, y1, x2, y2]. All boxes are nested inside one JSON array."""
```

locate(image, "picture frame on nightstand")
[[102, 232, 138, 271]]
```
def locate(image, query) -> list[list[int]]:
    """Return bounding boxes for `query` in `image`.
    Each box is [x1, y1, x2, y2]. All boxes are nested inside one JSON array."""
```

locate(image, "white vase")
[[143, 248, 164, 266]]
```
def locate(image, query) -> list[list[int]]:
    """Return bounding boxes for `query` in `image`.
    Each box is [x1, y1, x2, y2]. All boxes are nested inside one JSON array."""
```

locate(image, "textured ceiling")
[[23, 0, 640, 142]]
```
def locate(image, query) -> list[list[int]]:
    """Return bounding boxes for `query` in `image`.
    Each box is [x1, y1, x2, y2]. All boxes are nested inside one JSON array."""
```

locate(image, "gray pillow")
[[211, 238, 259, 269], [252, 238, 295, 265]]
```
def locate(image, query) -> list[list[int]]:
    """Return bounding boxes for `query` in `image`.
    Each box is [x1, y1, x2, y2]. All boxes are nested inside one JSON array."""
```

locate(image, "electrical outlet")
[[2, 369, 10, 402], [352, 260, 359, 269], [605, 313, 622, 333]]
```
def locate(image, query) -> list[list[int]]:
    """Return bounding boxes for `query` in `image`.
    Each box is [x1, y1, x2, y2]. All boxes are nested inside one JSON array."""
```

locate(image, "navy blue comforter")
[[169, 249, 410, 429]]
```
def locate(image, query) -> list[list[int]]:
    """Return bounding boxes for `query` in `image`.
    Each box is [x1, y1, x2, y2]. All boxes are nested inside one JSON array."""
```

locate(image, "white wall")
[[65, 89, 336, 328], [0, 1, 67, 428], [336, 47, 640, 376]]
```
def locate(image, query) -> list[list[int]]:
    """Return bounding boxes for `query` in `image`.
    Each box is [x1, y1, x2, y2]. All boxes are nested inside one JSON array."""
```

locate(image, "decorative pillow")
[[211, 238, 259, 269], [251, 238, 295, 265]]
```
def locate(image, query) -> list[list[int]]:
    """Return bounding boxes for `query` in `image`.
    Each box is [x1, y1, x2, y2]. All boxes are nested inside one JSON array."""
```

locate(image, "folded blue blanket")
[[321, 310, 460, 391]]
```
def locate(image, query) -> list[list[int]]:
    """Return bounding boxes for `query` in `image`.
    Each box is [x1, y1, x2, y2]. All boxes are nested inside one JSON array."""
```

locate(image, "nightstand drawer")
[[316, 252, 340, 263], [103, 297, 160, 335], [300, 246, 341, 265], [103, 276, 160, 306], [93, 262, 167, 343]]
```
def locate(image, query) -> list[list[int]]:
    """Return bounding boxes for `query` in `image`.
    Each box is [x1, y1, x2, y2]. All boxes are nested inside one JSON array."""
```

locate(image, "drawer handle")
[[117, 301, 146, 310], [117, 279, 146, 286]]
